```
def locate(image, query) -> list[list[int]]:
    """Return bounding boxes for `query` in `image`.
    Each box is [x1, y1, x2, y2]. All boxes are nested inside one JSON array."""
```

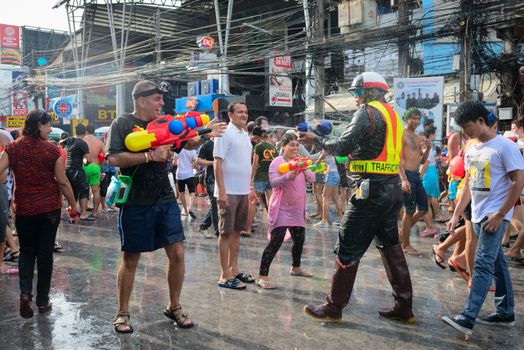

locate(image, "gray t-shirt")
[[465, 135, 524, 223]]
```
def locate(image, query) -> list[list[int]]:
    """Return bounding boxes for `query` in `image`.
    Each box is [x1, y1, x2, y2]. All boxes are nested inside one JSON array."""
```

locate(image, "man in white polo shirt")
[[214, 102, 257, 289]]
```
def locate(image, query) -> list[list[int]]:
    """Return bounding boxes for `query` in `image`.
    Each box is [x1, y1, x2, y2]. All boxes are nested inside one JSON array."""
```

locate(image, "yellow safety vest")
[[348, 101, 403, 175]]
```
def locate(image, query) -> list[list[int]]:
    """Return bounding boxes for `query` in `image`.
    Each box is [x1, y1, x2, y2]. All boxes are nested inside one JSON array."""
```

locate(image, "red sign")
[[186, 97, 198, 110], [0, 24, 20, 65], [197, 36, 215, 50], [56, 102, 71, 115], [12, 91, 27, 116], [0, 24, 20, 48]]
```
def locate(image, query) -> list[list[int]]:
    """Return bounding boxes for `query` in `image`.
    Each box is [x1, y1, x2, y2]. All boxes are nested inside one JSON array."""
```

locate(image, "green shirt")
[[253, 141, 276, 182]]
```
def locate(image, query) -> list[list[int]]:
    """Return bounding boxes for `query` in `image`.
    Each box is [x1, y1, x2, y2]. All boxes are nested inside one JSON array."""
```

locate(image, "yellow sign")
[[96, 109, 116, 122], [6, 116, 25, 128]]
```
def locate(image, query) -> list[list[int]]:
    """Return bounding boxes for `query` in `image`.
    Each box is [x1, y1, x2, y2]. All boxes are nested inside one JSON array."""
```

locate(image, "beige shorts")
[[218, 194, 249, 234]]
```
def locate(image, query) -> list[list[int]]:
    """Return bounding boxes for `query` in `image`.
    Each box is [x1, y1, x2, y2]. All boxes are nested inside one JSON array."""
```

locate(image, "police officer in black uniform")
[[300, 72, 415, 324]]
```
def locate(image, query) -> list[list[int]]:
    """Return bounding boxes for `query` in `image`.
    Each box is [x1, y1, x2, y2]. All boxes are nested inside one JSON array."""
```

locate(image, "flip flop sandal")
[[1, 267, 18, 275], [113, 311, 133, 334], [256, 279, 276, 289], [235, 272, 255, 283], [164, 305, 194, 328], [505, 256, 524, 265], [3, 250, 19, 263], [435, 217, 449, 223], [80, 215, 96, 222], [218, 277, 246, 289], [448, 259, 470, 282], [290, 270, 314, 277], [431, 245, 447, 270]]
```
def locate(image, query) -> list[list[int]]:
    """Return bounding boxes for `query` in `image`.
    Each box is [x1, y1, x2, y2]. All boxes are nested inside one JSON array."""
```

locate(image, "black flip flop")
[[431, 245, 446, 269], [235, 272, 255, 283], [218, 278, 246, 289]]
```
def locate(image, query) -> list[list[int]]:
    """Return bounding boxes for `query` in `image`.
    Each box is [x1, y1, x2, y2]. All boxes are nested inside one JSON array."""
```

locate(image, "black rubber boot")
[[378, 244, 415, 324], [304, 259, 359, 322]]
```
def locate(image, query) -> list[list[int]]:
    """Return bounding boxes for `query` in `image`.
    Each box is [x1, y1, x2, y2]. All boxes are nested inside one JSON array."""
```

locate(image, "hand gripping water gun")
[[278, 157, 312, 174], [335, 156, 349, 163], [309, 162, 327, 173], [124, 111, 213, 152]]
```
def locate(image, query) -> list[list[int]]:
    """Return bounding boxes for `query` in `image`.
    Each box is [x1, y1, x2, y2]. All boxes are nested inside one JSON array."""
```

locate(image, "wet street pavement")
[[0, 197, 523, 349]]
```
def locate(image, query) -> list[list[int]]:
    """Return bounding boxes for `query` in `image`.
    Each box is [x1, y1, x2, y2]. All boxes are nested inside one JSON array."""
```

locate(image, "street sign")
[[197, 36, 215, 50], [53, 98, 73, 118]]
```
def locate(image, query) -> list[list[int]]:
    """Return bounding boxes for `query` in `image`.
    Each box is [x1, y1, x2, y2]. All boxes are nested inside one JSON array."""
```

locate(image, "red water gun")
[[278, 157, 313, 174], [125, 111, 213, 152]]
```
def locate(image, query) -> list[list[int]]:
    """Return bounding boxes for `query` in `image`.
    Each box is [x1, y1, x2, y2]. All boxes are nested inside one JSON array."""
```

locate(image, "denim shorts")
[[118, 200, 185, 252], [403, 170, 428, 214], [253, 181, 272, 193], [325, 172, 340, 187], [315, 173, 326, 183]]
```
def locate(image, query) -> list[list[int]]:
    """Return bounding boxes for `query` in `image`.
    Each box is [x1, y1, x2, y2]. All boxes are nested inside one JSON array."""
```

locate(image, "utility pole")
[[398, 0, 410, 77], [459, 0, 472, 103], [303, 0, 314, 122], [313, 0, 325, 121], [155, 7, 161, 64]]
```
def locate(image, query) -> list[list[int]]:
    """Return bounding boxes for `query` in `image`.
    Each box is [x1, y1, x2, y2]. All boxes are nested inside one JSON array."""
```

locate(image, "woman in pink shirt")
[[257, 133, 315, 289]]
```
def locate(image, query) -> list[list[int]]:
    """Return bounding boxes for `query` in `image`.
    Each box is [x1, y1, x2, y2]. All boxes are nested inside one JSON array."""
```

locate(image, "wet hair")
[[423, 125, 437, 138], [281, 133, 298, 146], [454, 100, 495, 127], [228, 102, 246, 114], [22, 110, 52, 139], [86, 124, 95, 134], [9, 129, 19, 140], [403, 107, 421, 121], [75, 123, 87, 136]]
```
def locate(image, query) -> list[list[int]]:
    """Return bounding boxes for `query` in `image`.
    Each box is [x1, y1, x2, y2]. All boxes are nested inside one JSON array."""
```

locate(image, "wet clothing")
[[5, 136, 62, 216], [64, 137, 89, 171], [259, 226, 305, 276], [403, 170, 428, 214], [313, 102, 402, 264], [106, 113, 178, 206], [253, 141, 276, 182]]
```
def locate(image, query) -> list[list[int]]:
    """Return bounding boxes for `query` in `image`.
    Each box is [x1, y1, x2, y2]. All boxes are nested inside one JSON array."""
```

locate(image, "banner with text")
[[0, 24, 20, 65], [393, 76, 445, 140], [268, 54, 292, 107]]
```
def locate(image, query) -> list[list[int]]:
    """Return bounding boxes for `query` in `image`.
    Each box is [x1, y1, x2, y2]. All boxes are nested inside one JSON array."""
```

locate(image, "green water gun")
[[335, 156, 349, 163], [309, 162, 327, 173]]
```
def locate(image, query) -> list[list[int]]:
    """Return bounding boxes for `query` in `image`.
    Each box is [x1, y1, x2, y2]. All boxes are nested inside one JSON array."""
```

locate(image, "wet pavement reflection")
[[1, 198, 522, 349]]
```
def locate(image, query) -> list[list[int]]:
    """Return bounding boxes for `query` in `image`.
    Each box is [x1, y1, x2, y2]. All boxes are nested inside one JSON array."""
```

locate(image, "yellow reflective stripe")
[[368, 101, 396, 163], [349, 160, 399, 174], [394, 111, 403, 163]]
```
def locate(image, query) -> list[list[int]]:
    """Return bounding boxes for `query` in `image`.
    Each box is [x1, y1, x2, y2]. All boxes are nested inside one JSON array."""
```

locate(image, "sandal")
[[3, 250, 19, 263], [256, 279, 276, 289], [113, 311, 133, 333], [290, 269, 314, 277], [431, 245, 446, 270], [218, 277, 246, 289], [235, 272, 255, 283], [448, 258, 470, 282], [164, 305, 194, 328], [505, 255, 524, 265]]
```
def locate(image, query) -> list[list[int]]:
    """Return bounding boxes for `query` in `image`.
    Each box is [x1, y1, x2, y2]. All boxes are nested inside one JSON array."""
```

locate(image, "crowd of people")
[[1, 75, 523, 340]]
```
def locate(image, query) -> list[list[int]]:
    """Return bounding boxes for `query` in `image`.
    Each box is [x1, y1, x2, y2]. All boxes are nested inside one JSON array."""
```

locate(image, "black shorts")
[[177, 177, 196, 193], [66, 168, 90, 201], [403, 170, 428, 214], [100, 172, 115, 197]]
